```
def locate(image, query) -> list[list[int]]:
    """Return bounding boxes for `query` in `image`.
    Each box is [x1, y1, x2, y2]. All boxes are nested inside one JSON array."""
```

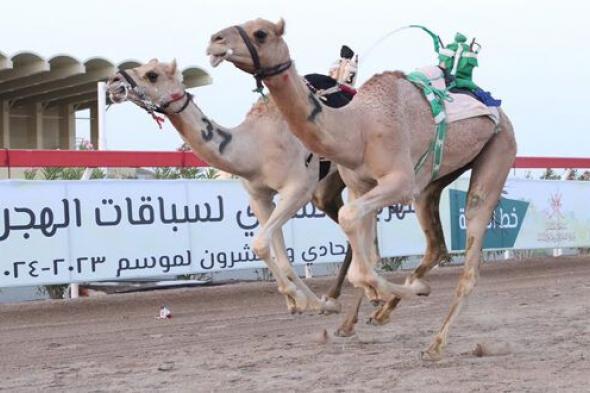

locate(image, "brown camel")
[[106, 59, 352, 314], [207, 18, 517, 360]]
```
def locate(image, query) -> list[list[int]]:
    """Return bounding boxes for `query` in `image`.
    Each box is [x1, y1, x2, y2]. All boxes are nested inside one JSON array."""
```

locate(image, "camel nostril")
[[213, 34, 224, 43]]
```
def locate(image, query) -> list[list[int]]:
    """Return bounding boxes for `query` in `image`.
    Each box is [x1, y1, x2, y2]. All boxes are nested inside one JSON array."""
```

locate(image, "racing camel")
[[206, 18, 517, 360], [106, 59, 351, 315]]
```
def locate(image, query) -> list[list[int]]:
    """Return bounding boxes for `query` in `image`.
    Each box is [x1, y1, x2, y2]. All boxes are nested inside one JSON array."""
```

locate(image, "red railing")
[[0, 149, 207, 168], [0, 149, 589, 169], [512, 156, 590, 169]]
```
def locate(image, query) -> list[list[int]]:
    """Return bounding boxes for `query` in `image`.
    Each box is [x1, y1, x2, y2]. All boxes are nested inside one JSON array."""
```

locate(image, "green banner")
[[449, 189, 529, 251]]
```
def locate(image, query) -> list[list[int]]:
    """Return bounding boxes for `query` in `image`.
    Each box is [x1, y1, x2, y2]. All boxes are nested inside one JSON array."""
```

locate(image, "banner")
[[0, 179, 420, 287], [447, 178, 590, 251], [2, 177, 589, 288]]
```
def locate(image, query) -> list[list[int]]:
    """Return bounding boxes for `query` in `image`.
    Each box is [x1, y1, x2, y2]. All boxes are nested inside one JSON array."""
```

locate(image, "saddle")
[[301, 73, 355, 181], [303, 73, 356, 108], [441, 67, 501, 107]]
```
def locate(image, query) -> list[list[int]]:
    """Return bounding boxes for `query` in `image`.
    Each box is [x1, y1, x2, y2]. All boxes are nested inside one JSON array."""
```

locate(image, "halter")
[[233, 25, 293, 96], [114, 69, 193, 128]]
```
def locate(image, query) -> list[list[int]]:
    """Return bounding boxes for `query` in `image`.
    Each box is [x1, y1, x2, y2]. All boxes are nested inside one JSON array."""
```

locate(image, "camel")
[[207, 18, 517, 360], [106, 59, 352, 314]]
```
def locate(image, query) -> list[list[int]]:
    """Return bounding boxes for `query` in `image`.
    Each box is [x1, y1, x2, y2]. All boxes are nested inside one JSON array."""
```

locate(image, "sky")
[[1, 0, 589, 158]]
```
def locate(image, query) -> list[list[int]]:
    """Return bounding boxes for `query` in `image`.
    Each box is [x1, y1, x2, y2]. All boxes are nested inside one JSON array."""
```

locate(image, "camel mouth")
[[209, 54, 224, 68], [106, 82, 129, 104], [208, 48, 233, 68]]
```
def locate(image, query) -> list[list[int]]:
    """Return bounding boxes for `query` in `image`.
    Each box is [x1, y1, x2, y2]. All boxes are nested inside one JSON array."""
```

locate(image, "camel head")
[[206, 18, 290, 78], [106, 59, 188, 114]]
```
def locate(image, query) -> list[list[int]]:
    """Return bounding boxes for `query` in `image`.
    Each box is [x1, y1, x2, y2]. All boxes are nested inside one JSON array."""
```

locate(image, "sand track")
[[1, 256, 589, 392]]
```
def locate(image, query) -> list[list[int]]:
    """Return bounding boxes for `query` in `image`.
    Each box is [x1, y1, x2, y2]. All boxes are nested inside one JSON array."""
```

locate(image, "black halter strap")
[[115, 69, 193, 116], [164, 92, 193, 115], [233, 25, 293, 94], [118, 69, 138, 89]]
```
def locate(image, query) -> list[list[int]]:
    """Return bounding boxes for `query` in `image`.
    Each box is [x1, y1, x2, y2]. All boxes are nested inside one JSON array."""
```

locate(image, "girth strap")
[[407, 71, 453, 180]]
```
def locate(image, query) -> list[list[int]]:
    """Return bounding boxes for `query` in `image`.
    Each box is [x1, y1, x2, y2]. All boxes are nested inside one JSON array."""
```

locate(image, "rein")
[[115, 69, 193, 128], [233, 25, 293, 96]]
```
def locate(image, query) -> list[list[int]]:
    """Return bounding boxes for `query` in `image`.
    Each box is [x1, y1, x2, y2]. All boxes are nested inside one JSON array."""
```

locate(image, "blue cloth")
[[473, 88, 502, 107]]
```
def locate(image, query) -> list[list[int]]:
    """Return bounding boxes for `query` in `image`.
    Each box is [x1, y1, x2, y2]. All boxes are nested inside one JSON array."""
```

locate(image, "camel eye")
[[253, 30, 268, 43], [145, 71, 159, 83]]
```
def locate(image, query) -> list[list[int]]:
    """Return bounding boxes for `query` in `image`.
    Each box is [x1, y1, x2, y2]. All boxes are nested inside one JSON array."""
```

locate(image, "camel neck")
[[166, 100, 251, 178], [263, 65, 360, 167]]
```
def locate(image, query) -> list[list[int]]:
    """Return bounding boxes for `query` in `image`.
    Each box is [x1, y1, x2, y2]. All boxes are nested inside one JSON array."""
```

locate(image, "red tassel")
[[339, 84, 357, 96], [152, 114, 166, 129]]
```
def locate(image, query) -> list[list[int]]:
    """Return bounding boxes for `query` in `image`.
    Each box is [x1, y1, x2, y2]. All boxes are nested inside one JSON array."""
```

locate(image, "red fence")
[[0, 150, 207, 168], [0, 149, 589, 169]]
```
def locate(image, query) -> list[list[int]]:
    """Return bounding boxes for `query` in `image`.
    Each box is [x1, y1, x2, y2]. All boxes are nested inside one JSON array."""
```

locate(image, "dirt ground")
[[0, 256, 589, 393]]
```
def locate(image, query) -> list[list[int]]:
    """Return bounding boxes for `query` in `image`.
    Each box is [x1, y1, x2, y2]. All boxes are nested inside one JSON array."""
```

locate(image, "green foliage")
[[540, 168, 561, 180], [152, 166, 220, 180], [60, 167, 85, 180], [198, 167, 221, 179], [90, 168, 106, 179], [41, 167, 63, 180], [37, 167, 105, 180], [23, 169, 37, 180], [565, 169, 590, 181], [380, 256, 407, 271], [37, 284, 68, 299], [178, 167, 201, 179]]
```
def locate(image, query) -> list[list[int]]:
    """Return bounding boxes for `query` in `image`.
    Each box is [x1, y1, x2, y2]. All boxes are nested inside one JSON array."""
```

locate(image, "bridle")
[[233, 25, 292, 95], [113, 69, 193, 128]]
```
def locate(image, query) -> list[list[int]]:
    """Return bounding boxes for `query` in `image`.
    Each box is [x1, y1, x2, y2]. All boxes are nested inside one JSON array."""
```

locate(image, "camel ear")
[[149, 58, 159, 64], [274, 18, 285, 36], [167, 59, 177, 76]]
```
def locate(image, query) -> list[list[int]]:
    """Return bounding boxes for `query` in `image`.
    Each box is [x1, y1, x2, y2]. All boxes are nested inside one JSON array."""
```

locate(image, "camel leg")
[[421, 128, 516, 361], [325, 245, 352, 299], [251, 186, 336, 313], [334, 288, 365, 337], [269, 223, 341, 314], [339, 173, 429, 302], [312, 170, 351, 303], [332, 212, 383, 334], [369, 167, 466, 325], [249, 194, 310, 313], [337, 182, 446, 331]]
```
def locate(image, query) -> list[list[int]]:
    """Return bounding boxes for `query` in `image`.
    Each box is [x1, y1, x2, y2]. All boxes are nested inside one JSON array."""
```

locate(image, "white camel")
[[106, 59, 354, 314]]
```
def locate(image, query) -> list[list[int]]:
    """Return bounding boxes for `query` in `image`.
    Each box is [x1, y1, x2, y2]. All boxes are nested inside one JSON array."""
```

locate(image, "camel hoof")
[[334, 327, 356, 338], [419, 349, 443, 362], [320, 296, 342, 314], [290, 290, 309, 313], [367, 314, 389, 326], [406, 278, 431, 297], [286, 293, 307, 314]]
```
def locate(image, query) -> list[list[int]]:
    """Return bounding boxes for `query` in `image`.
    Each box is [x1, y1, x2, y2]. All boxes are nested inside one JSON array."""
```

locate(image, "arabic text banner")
[[0, 179, 421, 287], [3, 177, 587, 288]]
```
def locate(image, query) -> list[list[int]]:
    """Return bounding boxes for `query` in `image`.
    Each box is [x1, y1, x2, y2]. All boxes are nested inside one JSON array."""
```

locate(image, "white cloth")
[[416, 66, 500, 125]]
